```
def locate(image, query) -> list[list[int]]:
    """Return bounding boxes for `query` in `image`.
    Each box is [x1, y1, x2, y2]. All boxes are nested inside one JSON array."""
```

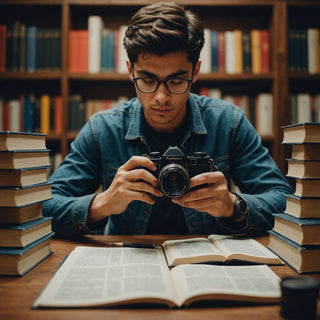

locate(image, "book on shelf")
[[0, 201, 43, 225], [161, 235, 282, 267], [0, 182, 52, 207], [268, 230, 320, 274], [286, 159, 320, 179], [0, 217, 52, 247], [290, 143, 320, 160], [234, 30, 243, 74], [260, 30, 269, 73], [88, 16, 104, 74], [0, 149, 50, 169], [0, 131, 47, 151], [0, 166, 49, 187], [32, 246, 281, 309], [282, 123, 320, 144], [26, 26, 37, 73], [242, 31, 251, 73], [200, 28, 212, 74], [294, 178, 320, 197], [210, 29, 218, 72], [285, 194, 320, 219], [0, 232, 54, 276], [217, 31, 225, 72], [273, 213, 320, 246], [255, 93, 273, 136], [225, 31, 235, 74], [68, 30, 88, 73], [251, 29, 261, 74], [0, 24, 7, 72]]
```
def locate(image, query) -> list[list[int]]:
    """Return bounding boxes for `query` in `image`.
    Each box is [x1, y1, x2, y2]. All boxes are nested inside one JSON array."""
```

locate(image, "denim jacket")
[[43, 93, 293, 236]]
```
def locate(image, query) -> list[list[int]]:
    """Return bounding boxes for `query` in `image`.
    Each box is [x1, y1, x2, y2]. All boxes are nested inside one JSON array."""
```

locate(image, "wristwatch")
[[231, 194, 248, 222]]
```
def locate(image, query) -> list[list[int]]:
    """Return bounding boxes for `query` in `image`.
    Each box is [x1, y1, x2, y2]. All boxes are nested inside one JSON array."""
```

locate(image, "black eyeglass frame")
[[132, 68, 194, 94]]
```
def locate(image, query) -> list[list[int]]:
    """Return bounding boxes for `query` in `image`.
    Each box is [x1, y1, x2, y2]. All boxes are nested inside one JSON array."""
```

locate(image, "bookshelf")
[[0, 0, 320, 175]]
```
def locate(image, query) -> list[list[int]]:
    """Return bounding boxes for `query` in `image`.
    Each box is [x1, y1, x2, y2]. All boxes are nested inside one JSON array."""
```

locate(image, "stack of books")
[[0, 131, 54, 276], [268, 122, 320, 273]]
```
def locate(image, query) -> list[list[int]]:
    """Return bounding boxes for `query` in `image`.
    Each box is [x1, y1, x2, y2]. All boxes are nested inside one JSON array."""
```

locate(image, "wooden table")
[[1, 234, 319, 320]]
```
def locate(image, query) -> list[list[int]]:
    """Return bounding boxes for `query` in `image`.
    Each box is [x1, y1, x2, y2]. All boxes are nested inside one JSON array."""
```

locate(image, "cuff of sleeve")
[[72, 193, 106, 235], [216, 194, 260, 235]]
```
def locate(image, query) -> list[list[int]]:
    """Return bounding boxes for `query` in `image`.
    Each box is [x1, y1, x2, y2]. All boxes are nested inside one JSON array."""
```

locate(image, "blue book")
[[23, 95, 35, 132], [273, 213, 320, 245], [106, 30, 115, 71], [268, 230, 320, 273], [0, 216, 52, 247], [211, 30, 218, 72], [0, 232, 54, 276], [26, 26, 37, 72]]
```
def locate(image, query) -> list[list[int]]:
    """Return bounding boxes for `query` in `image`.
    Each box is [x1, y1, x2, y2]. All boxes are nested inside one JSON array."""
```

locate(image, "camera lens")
[[158, 164, 189, 198]]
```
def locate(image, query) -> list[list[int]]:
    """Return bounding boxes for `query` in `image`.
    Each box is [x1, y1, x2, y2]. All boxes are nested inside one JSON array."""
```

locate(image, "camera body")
[[143, 146, 216, 198]]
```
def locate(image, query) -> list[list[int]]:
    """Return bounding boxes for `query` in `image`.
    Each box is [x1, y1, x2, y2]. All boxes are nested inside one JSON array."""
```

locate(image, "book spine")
[[255, 93, 273, 136], [217, 31, 225, 73], [26, 26, 37, 73], [9, 100, 21, 132], [260, 30, 269, 73], [88, 16, 103, 74], [225, 31, 235, 74], [234, 30, 243, 74], [251, 29, 261, 74], [40, 94, 50, 134], [0, 25, 7, 72], [307, 28, 317, 74], [242, 32, 251, 73], [211, 30, 218, 72]]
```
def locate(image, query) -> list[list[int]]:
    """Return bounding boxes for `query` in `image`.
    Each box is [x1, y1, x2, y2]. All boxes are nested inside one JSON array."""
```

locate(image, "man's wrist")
[[230, 193, 248, 223]]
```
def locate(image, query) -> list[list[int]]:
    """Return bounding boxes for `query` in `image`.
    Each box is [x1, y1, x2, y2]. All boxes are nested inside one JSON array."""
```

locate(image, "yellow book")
[[315, 28, 320, 73], [234, 29, 243, 74], [40, 94, 50, 134], [251, 29, 261, 74]]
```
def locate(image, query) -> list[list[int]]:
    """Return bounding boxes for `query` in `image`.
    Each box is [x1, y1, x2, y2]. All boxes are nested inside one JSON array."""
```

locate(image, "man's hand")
[[172, 171, 236, 218], [88, 156, 163, 225]]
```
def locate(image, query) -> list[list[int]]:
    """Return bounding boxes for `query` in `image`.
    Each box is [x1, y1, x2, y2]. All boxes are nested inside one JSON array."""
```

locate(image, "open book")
[[33, 246, 281, 308], [162, 235, 283, 267]]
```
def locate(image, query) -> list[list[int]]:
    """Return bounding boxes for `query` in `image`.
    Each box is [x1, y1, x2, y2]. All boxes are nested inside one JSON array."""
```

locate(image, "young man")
[[43, 2, 292, 237]]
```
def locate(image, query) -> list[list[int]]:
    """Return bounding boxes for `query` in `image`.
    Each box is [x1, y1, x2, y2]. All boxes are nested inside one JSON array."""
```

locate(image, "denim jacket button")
[[143, 209, 148, 215], [137, 228, 142, 234], [192, 221, 198, 227]]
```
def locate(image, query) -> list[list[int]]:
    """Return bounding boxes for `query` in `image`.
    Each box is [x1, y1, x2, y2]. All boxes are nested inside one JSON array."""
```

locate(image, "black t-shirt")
[[142, 117, 190, 234]]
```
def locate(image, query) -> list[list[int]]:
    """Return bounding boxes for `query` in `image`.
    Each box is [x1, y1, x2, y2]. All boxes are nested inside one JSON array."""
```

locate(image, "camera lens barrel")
[[158, 164, 190, 198]]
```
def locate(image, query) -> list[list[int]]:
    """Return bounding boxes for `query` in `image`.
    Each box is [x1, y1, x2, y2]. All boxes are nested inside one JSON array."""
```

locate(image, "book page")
[[170, 264, 281, 306], [208, 235, 283, 264], [163, 238, 226, 266], [33, 246, 178, 308]]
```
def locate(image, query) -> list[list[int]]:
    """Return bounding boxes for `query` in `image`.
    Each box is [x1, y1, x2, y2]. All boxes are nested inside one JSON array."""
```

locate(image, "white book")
[[117, 25, 128, 74], [199, 28, 211, 74], [255, 93, 273, 136], [297, 93, 312, 123], [9, 99, 21, 132], [88, 16, 104, 74], [208, 88, 222, 100], [225, 31, 236, 74], [307, 28, 317, 74]]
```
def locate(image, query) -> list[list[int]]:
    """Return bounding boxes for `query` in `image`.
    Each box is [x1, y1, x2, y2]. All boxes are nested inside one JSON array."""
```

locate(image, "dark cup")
[[280, 276, 320, 320]]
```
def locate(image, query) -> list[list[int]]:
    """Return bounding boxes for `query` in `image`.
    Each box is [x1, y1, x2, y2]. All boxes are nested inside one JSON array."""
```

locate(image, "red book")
[[260, 30, 269, 73], [54, 96, 62, 134], [217, 31, 225, 73], [78, 30, 88, 73], [68, 30, 78, 72], [0, 24, 7, 72], [199, 87, 209, 97], [2, 101, 9, 131]]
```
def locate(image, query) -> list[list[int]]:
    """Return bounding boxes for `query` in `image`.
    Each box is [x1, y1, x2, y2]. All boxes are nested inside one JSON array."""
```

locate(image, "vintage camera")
[[142, 146, 217, 198]]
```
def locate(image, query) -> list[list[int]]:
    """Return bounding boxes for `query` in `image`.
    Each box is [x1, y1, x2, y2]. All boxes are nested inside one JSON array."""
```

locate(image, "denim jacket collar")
[[125, 94, 207, 141]]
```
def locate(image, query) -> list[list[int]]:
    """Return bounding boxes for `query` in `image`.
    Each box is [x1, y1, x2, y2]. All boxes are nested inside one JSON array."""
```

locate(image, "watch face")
[[236, 197, 247, 214]]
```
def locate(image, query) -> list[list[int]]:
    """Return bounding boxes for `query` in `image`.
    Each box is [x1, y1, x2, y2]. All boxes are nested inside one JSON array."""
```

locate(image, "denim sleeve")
[[42, 120, 106, 237], [216, 108, 293, 236]]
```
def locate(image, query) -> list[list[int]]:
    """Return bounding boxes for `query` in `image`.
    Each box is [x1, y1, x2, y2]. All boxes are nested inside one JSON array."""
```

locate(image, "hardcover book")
[[285, 194, 320, 219], [290, 143, 320, 160], [282, 122, 320, 143], [32, 246, 281, 308], [0, 166, 49, 187], [268, 230, 320, 274], [0, 149, 50, 169], [0, 201, 43, 224], [0, 217, 52, 247], [0, 182, 52, 207], [0, 131, 47, 151], [294, 178, 320, 197], [0, 233, 54, 276], [273, 213, 320, 245], [286, 159, 320, 179]]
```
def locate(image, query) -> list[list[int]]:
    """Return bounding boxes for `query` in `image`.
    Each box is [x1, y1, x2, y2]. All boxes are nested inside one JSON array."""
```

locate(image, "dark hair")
[[123, 2, 204, 67]]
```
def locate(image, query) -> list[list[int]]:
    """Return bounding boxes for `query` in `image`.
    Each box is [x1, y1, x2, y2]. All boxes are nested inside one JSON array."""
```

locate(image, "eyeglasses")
[[132, 69, 193, 94]]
